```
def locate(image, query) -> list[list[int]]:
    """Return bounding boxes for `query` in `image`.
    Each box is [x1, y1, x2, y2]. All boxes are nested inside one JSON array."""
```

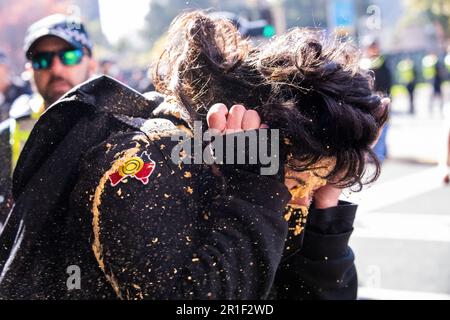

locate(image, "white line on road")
[[353, 212, 450, 242], [342, 165, 449, 213], [358, 286, 450, 300]]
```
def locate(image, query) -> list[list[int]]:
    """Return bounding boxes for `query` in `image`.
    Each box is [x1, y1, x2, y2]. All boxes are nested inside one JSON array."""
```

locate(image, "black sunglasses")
[[31, 48, 84, 70]]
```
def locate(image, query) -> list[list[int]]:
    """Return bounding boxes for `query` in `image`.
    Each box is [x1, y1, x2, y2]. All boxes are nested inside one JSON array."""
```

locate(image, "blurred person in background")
[[0, 51, 32, 224], [422, 52, 444, 115], [0, 14, 96, 225], [11, 13, 96, 166], [128, 68, 155, 93], [24, 14, 96, 109], [445, 46, 450, 79], [361, 37, 392, 163], [0, 51, 32, 122], [8, 65, 45, 170], [98, 58, 122, 81], [396, 57, 418, 115]]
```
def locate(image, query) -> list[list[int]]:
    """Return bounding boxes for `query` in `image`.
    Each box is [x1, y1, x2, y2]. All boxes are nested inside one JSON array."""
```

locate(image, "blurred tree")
[[283, 0, 372, 31], [141, 0, 212, 46], [84, 18, 113, 53], [282, 0, 328, 29], [405, 0, 450, 40], [0, 0, 72, 72], [141, 0, 257, 47]]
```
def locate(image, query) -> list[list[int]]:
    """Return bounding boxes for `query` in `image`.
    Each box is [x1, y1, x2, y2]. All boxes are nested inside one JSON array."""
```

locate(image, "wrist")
[[314, 198, 339, 209], [313, 185, 342, 209]]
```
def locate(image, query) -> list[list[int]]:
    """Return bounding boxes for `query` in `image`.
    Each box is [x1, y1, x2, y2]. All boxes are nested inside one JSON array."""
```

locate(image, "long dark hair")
[[153, 11, 388, 190]]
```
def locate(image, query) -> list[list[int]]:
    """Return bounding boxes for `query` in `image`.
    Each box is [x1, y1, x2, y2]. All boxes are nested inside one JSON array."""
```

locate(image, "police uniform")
[[0, 78, 32, 224], [396, 58, 418, 114], [0, 76, 357, 299], [9, 93, 45, 167]]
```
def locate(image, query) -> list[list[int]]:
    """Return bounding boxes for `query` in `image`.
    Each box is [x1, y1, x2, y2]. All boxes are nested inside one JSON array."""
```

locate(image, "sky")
[[98, 0, 152, 44]]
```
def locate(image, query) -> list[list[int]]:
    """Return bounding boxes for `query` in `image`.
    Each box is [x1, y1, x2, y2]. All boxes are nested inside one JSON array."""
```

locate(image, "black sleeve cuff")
[[307, 200, 357, 235], [301, 229, 354, 260]]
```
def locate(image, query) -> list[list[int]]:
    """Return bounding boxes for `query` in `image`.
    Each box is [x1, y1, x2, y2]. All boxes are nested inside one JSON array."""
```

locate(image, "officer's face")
[[31, 36, 96, 107]]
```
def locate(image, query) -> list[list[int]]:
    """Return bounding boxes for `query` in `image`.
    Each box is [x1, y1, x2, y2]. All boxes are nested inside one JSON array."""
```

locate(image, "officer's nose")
[[49, 55, 65, 75]]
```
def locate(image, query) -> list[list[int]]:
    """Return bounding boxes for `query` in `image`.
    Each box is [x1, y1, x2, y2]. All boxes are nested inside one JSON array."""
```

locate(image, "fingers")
[[207, 103, 267, 133], [225, 104, 246, 133], [207, 103, 228, 132], [242, 109, 261, 130]]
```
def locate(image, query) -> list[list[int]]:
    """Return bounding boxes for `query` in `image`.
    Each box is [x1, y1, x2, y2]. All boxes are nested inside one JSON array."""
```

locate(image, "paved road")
[[345, 87, 450, 299]]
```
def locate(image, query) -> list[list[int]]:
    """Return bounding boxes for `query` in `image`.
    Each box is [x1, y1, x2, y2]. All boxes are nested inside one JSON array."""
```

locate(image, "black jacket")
[[0, 76, 357, 300]]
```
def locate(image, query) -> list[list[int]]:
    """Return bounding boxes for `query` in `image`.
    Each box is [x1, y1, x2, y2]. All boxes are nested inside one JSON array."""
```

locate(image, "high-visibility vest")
[[396, 59, 415, 85], [422, 54, 438, 80], [9, 94, 44, 168]]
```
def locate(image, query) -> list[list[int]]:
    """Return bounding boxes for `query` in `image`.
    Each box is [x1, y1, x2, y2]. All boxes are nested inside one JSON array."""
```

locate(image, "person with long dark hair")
[[0, 11, 387, 299]]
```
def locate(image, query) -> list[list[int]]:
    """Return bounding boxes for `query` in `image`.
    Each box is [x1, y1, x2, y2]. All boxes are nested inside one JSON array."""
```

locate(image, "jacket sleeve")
[[70, 130, 291, 300], [272, 201, 358, 300]]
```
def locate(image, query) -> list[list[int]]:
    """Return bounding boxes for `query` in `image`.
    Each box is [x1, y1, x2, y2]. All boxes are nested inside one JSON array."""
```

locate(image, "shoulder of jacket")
[[112, 114, 193, 141], [57, 75, 163, 119]]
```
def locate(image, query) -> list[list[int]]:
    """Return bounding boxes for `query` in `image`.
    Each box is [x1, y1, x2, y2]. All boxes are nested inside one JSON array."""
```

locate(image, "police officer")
[[445, 46, 450, 77], [0, 15, 96, 225], [396, 57, 418, 115], [24, 14, 96, 108], [360, 37, 392, 96], [422, 53, 444, 114], [360, 37, 392, 163], [11, 13, 96, 161], [0, 51, 31, 223]]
